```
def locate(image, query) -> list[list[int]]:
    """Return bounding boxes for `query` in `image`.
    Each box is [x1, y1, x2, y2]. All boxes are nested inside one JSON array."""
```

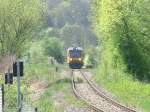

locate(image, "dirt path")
[[52, 92, 94, 112], [30, 79, 50, 101]]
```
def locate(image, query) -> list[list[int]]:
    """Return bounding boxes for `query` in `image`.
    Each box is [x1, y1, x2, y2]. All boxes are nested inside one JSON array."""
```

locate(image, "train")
[[67, 47, 84, 69]]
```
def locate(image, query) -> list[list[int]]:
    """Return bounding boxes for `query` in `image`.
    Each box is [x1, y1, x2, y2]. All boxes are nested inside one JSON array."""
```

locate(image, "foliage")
[[60, 24, 86, 48], [94, 68, 150, 112], [46, 0, 90, 28], [0, 74, 26, 111], [84, 45, 99, 66], [28, 41, 47, 64], [44, 0, 98, 49], [42, 37, 64, 63], [25, 63, 85, 112], [93, 0, 150, 111], [93, 0, 150, 81], [0, 0, 46, 57]]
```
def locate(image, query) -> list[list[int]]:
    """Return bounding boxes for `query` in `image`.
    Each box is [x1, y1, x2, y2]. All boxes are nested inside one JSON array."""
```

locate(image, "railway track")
[[71, 70, 137, 112], [71, 70, 104, 112]]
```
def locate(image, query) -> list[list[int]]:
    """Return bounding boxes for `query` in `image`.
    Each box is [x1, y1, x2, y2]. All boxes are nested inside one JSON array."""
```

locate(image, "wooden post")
[[2, 84, 4, 109], [35, 107, 37, 112], [55, 66, 58, 72], [0, 84, 4, 112]]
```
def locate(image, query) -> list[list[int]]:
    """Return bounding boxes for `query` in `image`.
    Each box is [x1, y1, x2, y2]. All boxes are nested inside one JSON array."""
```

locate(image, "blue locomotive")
[[67, 47, 84, 69]]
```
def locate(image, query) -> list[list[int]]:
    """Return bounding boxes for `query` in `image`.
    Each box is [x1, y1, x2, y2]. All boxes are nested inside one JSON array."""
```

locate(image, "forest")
[[45, 0, 97, 49]]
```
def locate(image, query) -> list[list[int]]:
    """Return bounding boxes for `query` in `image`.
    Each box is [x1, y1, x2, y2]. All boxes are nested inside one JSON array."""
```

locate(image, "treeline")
[[93, 0, 150, 81], [0, 0, 46, 57], [44, 0, 98, 48], [30, 0, 99, 65]]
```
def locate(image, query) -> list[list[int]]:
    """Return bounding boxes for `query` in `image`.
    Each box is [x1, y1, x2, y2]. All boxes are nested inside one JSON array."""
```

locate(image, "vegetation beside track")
[[92, 0, 150, 112], [93, 68, 150, 112], [25, 63, 86, 112], [0, 57, 85, 111], [21, 32, 86, 111]]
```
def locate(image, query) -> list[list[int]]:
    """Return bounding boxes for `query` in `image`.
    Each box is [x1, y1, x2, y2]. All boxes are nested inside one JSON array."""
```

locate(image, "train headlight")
[[69, 58, 73, 61], [78, 58, 82, 61]]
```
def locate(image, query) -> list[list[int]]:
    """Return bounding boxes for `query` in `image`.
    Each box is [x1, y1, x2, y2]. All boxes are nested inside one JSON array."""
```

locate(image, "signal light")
[[78, 58, 82, 61], [5, 73, 13, 84], [69, 58, 73, 61], [13, 61, 24, 77]]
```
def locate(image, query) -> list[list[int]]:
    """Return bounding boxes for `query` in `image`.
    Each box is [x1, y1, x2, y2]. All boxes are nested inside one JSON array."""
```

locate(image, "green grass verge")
[[0, 63, 86, 111], [33, 81, 85, 112], [0, 73, 26, 111], [93, 68, 150, 112], [26, 63, 85, 112]]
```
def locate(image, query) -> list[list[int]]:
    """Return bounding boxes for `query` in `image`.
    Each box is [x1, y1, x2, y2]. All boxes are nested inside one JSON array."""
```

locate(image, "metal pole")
[[17, 62, 21, 111], [2, 84, 4, 110], [35, 107, 37, 112], [0, 84, 4, 112]]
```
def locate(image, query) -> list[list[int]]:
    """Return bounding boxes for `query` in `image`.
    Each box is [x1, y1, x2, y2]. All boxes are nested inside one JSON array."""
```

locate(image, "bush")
[[28, 41, 47, 64], [42, 37, 64, 63], [84, 45, 99, 66]]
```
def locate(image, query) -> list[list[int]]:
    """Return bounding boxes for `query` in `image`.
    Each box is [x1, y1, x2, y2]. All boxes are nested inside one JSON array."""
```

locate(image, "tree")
[[84, 45, 99, 67], [42, 37, 64, 63], [46, 0, 91, 28], [44, 0, 98, 52], [0, 0, 46, 56], [93, 0, 150, 81], [60, 24, 86, 48]]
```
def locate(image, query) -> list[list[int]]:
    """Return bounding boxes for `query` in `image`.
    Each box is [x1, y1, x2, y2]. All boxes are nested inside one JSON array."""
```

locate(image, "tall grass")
[[26, 63, 85, 112], [94, 67, 150, 112]]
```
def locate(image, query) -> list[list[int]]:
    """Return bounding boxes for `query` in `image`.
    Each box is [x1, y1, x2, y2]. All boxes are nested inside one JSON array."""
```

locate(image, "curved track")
[[71, 70, 104, 112], [79, 70, 137, 112], [71, 70, 137, 112]]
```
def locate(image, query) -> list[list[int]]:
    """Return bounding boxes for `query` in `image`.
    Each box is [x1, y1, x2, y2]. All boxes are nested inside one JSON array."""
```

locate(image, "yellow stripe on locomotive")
[[67, 47, 84, 69], [68, 57, 82, 63]]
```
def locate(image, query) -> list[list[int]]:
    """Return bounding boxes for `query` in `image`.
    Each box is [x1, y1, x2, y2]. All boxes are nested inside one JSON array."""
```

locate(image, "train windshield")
[[70, 51, 81, 58]]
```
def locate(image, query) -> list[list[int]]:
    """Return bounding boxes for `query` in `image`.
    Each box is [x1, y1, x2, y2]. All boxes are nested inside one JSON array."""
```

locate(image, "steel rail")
[[71, 70, 104, 112], [79, 70, 137, 112]]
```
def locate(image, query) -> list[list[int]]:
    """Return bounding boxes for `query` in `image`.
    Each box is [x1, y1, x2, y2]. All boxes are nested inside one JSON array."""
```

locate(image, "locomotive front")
[[67, 47, 84, 69]]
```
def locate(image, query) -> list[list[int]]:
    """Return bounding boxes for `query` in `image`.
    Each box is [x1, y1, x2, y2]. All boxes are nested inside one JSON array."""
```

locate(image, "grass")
[[0, 70, 26, 111], [93, 68, 150, 112], [0, 62, 85, 112], [24, 63, 58, 81], [0, 73, 25, 112], [25, 63, 85, 112], [34, 81, 85, 112]]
